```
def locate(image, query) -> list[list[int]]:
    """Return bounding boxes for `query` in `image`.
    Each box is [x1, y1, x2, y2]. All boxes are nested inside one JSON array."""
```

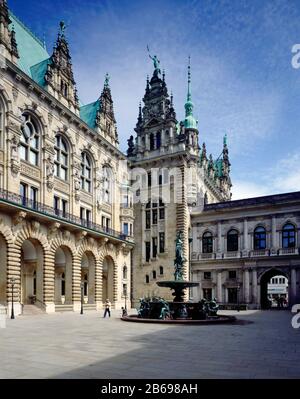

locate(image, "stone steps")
[[21, 305, 45, 316]]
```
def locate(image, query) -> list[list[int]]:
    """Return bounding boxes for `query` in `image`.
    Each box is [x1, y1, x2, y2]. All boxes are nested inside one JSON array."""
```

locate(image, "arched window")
[[159, 266, 164, 275], [254, 226, 266, 250], [145, 275, 150, 284], [152, 270, 156, 279], [282, 223, 296, 248], [202, 231, 213, 253], [103, 166, 112, 203], [81, 152, 92, 192], [227, 229, 238, 252], [54, 135, 68, 181], [20, 113, 40, 166], [123, 265, 128, 280]]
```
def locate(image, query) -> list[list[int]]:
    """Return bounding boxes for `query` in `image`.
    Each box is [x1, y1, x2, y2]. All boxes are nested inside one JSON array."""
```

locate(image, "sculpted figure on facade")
[[10, 134, 20, 176]]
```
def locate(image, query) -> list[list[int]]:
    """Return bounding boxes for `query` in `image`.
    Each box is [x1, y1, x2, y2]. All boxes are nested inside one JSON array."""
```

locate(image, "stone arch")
[[56, 128, 76, 155], [54, 245, 73, 305], [99, 246, 118, 305], [0, 84, 12, 112], [15, 223, 50, 307], [50, 235, 76, 307], [258, 267, 289, 310], [80, 250, 96, 304], [21, 105, 48, 130]]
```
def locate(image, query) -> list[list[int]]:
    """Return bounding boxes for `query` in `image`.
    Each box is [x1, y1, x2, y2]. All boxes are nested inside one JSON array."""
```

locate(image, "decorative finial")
[[170, 91, 173, 107], [187, 55, 191, 102], [223, 133, 228, 146], [104, 73, 110, 88], [59, 21, 66, 36]]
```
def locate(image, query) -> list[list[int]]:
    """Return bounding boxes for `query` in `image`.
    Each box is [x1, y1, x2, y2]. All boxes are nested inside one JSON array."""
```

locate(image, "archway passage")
[[21, 239, 44, 306], [54, 246, 73, 305], [0, 234, 7, 304], [102, 256, 114, 304], [260, 269, 289, 310], [81, 252, 96, 304]]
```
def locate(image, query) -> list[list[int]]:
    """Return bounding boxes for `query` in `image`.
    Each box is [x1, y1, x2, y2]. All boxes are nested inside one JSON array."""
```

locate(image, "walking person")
[[103, 299, 111, 318]]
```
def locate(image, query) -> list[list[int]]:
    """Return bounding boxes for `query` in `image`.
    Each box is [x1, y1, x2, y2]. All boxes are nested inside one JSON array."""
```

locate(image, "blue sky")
[[9, 0, 300, 199]]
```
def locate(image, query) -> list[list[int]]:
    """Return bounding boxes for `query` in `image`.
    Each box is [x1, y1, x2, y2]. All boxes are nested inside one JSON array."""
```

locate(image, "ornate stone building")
[[0, 1, 134, 315], [128, 58, 231, 306], [190, 192, 300, 308]]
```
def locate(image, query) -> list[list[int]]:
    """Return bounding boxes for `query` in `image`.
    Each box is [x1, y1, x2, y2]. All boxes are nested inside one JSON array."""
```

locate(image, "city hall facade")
[[0, 0, 299, 315]]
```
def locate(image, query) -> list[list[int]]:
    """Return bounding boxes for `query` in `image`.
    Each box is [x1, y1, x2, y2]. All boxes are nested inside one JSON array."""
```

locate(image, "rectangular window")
[[54, 196, 60, 215], [159, 232, 165, 253], [146, 210, 151, 229], [30, 187, 38, 209], [229, 270, 237, 279], [123, 284, 127, 297], [152, 209, 158, 225], [86, 210, 91, 227], [80, 207, 85, 223], [152, 237, 158, 258], [62, 199, 68, 217], [102, 216, 105, 227], [145, 242, 151, 262], [147, 172, 151, 188], [20, 182, 27, 206], [204, 272, 211, 280], [123, 223, 129, 235], [106, 218, 111, 230], [159, 207, 165, 220]]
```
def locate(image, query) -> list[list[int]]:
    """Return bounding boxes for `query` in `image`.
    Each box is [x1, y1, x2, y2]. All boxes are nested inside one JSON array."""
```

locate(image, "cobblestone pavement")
[[0, 309, 299, 379]]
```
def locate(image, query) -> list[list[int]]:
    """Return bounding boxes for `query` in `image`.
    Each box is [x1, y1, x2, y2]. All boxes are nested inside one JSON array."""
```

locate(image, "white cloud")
[[232, 151, 300, 200], [231, 181, 272, 200]]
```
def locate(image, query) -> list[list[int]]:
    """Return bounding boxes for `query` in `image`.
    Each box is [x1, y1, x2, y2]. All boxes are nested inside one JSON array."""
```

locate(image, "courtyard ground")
[[0, 309, 299, 379]]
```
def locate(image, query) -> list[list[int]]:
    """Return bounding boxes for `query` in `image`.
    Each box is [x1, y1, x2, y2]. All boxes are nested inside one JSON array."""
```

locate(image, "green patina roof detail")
[[80, 100, 101, 129], [8, 11, 102, 133], [30, 58, 51, 87], [182, 57, 198, 130], [9, 12, 50, 79], [214, 158, 223, 178]]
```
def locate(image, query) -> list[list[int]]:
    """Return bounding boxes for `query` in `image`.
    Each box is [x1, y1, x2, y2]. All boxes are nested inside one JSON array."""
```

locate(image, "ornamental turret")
[[0, 0, 19, 62], [180, 58, 199, 154], [45, 21, 79, 114]]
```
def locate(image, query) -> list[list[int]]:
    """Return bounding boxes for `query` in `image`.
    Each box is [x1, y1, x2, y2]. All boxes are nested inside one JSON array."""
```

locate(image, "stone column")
[[244, 269, 250, 303], [216, 221, 222, 258], [243, 219, 248, 255], [141, 204, 146, 263], [271, 215, 277, 254], [72, 255, 82, 311], [291, 268, 297, 305], [252, 269, 258, 306], [217, 270, 223, 302], [95, 258, 103, 310]]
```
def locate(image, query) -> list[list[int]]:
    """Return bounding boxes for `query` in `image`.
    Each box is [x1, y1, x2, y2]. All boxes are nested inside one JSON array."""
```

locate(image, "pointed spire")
[[104, 73, 110, 89], [187, 55, 191, 103], [10, 25, 19, 58]]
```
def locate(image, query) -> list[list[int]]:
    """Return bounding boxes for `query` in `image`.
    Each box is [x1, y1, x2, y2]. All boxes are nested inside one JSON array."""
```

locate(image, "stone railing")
[[0, 188, 133, 243]]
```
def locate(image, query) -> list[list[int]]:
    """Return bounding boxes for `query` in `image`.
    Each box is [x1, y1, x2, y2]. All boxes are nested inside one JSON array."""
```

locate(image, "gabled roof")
[[80, 100, 101, 129], [9, 12, 50, 79]]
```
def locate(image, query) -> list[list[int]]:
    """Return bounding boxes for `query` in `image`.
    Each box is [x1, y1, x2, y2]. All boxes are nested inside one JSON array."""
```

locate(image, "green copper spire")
[[183, 56, 198, 129]]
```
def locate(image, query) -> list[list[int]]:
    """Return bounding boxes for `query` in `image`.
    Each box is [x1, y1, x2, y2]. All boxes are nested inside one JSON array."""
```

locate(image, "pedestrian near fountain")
[[103, 299, 111, 318]]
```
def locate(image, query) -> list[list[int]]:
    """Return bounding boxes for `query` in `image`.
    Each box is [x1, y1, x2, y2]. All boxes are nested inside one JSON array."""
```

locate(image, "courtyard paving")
[[0, 309, 299, 379]]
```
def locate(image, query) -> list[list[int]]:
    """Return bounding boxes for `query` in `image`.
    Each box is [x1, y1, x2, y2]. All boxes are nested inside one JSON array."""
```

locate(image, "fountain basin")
[[121, 314, 236, 325], [157, 281, 199, 302]]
